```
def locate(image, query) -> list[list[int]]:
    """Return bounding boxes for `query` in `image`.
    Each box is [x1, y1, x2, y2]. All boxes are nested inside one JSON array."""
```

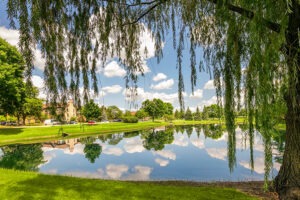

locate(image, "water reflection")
[[0, 125, 283, 181]]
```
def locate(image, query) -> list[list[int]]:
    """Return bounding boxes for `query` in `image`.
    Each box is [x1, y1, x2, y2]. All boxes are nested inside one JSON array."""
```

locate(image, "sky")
[[0, 2, 217, 111]]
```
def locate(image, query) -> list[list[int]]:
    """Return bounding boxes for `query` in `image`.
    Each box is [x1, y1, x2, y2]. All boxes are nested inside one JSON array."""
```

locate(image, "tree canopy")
[[5, 0, 300, 198], [0, 37, 25, 115]]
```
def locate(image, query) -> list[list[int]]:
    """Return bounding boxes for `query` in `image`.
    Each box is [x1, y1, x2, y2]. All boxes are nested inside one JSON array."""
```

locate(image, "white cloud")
[[191, 138, 205, 149], [0, 26, 46, 70], [31, 75, 46, 99], [154, 150, 176, 160], [197, 96, 218, 109], [172, 135, 189, 147], [31, 75, 44, 88], [124, 138, 145, 153], [102, 85, 122, 94], [133, 60, 151, 75], [155, 158, 169, 167], [106, 164, 129, 179], [124, 87, 186, 104], [0, 27, 19, 46], [103, 147, 124, 156], [126, 165, 152, 180], [189, 89, 203, 99], [102, 61, 126, 77], [153, 73, 167, 82], [33, 49, 46, 70], [150, 79, 174, 90], [239, 157, 265, 174], [206, 148, 227, 160], [204, 80, 215, 90]]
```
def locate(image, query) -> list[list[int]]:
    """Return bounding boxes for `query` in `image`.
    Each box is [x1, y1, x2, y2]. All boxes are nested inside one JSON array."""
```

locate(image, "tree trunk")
[[275, 1, 300, 199], [275, 95, 300, 199], [22, 115, 26, 126]]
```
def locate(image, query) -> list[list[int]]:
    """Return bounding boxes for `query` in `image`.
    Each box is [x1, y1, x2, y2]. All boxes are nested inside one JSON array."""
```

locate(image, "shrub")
[[122, 116, 138, 123]]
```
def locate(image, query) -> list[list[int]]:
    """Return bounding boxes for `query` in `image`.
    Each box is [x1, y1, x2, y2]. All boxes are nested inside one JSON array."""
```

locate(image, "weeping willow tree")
[[6, 0, 300, 199]]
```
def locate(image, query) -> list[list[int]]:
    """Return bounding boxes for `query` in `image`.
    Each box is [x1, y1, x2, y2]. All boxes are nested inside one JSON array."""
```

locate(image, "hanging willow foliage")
[[5, 0, 300, 197]]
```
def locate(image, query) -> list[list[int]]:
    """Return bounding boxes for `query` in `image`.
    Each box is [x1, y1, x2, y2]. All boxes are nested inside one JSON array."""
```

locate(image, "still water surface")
[[0, 125, 282, 181]]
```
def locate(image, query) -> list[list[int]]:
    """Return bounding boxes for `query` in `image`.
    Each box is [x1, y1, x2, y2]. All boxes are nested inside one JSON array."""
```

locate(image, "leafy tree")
[[184, 107, 193, 120], [135, 109, 148, 120], [100, 106, 108, 121], [174, 109, 180, 119], [0, 144, 44, 171], [203, 104, 222, 118], [163, 102, 174, 115], [6, 0, 300, 197], [0, 38, 25, 116], [142, 99, 165, 122], [194, 107, 201, 121], [202, 106, 209, 120], [20, 87, 43, 124], [82, 100, 100, 121], [106, 105, 122, 120]]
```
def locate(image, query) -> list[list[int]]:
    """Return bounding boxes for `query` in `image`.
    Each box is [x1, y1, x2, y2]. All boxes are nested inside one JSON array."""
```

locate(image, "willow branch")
[[209, 0, 281, 33]]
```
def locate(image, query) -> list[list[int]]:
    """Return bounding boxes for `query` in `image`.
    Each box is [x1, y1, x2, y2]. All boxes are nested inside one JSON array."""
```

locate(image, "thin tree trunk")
[[275, 1, 300, 199]]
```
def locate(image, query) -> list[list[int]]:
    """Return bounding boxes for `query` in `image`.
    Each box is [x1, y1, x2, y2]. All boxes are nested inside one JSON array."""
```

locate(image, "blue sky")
[[0, 2, 217, 111]]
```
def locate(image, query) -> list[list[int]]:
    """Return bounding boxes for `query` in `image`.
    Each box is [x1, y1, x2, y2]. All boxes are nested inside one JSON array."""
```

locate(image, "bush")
[[122, 116, 138, 123]]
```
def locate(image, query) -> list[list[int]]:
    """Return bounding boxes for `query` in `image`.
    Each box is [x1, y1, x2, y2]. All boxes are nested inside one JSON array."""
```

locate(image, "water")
[[0, 125, 282, 181]]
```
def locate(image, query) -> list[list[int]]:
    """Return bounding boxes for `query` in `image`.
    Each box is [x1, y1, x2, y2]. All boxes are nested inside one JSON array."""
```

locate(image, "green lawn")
[[0, 168, 257, 200], [0, 119, 228, 145]]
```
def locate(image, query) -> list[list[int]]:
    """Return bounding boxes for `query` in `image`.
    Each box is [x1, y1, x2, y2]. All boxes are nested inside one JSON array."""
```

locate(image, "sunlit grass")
[[0, 168, 258, 200]]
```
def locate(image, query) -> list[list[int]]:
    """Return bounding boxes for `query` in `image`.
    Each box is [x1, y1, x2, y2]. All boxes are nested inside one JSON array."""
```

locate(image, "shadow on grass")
[[6, 173, 258, 200], [0, 128, 23, 135]]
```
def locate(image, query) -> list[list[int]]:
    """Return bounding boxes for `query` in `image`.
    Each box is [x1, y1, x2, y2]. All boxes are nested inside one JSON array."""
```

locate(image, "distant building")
[[42, 99, 77, 122]]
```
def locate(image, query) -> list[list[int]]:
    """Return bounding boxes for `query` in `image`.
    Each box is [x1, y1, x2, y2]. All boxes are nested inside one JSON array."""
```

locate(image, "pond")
[[0, 125, 283, 181]]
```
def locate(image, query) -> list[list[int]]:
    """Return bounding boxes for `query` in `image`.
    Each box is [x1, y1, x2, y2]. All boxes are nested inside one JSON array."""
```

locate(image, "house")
[[42, 99, 77, 122]]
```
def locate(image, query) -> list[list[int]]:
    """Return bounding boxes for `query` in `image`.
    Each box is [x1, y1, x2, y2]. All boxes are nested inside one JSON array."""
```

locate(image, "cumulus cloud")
[[197, 96, 218, 109], [155, 158, 169, 167], [103, 147, 124, 156], [153, 73, 167, 82], [172, 135, 189, 147], [154, 150, 176, 160], [31, 75, 46, 99], [106, 164, 129, 179], [126, 165, 152, 180], [124, 138, 145, 153], [0, 26, 46, 70], [204, 80, 215, 90], [102, 85, 122, 94], [0, 27, 19, 46], [124, 87, 186, 104], [189, 89, 203, 99], [206, 148, 227, 160], [239, 157, 265, 174], [101, 61, 126, 77], [150, 79, 174, 90], [190, 138, 205, 149]]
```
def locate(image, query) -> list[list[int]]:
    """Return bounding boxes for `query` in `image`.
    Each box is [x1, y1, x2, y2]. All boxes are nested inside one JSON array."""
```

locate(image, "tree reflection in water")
[[0, 144, 44, 171], [0, 125, 284, 184], [142, 128, 174, 151], [80, 137, 102, 163]]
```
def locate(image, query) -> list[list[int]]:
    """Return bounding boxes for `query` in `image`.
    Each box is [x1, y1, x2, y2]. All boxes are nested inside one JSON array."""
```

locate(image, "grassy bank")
[[0, 119, 227, 145], [0, 168, 257, 200]]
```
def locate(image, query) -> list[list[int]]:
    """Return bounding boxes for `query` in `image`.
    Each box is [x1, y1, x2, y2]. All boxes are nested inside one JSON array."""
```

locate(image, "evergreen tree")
[[185, 107, 193, 121]]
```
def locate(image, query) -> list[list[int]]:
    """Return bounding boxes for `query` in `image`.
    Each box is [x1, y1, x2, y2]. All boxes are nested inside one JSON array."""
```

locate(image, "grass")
[[0, 168, 258, 200], [0, 119, 230, 145]]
